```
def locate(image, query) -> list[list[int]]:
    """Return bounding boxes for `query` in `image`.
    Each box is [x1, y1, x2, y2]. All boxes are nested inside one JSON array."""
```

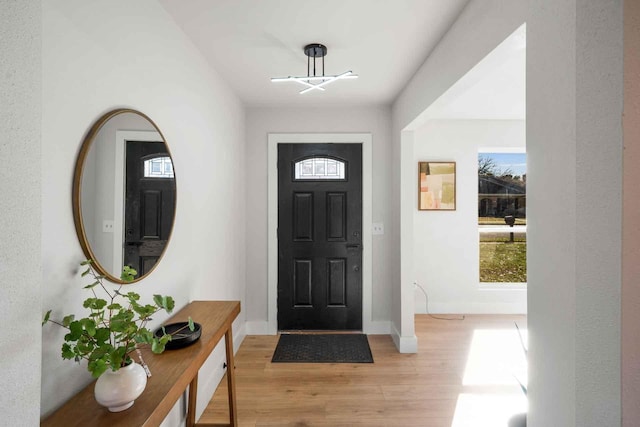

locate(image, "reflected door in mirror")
[[124, 141, 176, 276]]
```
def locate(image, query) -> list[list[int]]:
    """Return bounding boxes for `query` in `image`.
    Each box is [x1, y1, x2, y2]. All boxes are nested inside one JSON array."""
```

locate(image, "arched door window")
[[294, 157, 345, 180], [143, 156, 174, 179]]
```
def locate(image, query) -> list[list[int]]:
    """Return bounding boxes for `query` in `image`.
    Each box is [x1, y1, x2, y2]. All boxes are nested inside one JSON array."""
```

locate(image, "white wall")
[[244, 106, 392, 331], [41, 1, 246, 423], [0, 1, 42, 425], [413, 120, 526, 314], [623, 1, 640, 424], [394, 0, 624, 425], [392, 0, 527, 351], [528, 1, 623, 426]]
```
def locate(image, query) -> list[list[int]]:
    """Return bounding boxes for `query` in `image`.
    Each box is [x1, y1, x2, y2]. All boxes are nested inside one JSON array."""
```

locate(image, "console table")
[[42, 300, 241, 427]]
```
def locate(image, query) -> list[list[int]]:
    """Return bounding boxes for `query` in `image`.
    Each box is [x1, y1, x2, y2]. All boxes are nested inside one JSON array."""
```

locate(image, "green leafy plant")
[[42, 259, 177, 378]]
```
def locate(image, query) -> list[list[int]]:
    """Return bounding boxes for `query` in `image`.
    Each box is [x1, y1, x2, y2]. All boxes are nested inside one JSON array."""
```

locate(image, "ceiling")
[[422, 24, 526, 121], [158, 0, 471, 107]]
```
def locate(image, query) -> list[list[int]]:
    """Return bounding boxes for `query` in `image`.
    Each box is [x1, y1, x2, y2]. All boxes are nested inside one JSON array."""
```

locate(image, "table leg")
[[187, 373, 198, 427], [224, 327, 238, 427]]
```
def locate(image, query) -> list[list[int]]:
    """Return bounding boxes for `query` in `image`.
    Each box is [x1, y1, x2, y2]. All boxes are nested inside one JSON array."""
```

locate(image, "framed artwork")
[[418, 161, 456, 210]]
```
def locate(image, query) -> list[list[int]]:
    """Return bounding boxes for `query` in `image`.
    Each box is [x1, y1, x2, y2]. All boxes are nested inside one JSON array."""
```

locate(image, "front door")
[[277, 143, 363, 330], [124, 141, 176, 276]]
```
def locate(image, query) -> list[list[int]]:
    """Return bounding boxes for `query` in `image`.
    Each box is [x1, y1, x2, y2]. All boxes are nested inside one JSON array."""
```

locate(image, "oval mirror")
[[73, 109, 177, 283]]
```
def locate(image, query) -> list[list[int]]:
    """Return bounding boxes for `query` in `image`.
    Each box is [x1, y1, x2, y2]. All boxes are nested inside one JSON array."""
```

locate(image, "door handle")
[[346, 243, 362, 250]]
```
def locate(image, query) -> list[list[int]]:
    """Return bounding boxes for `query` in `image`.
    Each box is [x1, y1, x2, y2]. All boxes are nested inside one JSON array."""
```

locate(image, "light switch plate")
[[372, 222, 384, 235], [102, 220, 114, 233]]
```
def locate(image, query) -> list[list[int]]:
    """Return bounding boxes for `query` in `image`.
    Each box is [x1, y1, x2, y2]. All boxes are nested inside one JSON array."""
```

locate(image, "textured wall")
[[528, 0, 623, 425], [41, 0, 245, 422], [0, 0, 42, 424], [623, 0, 640, 424]]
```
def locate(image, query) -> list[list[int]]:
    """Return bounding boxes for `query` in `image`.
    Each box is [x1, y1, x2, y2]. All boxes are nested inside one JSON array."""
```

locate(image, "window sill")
[[479, 282, 527, 290]]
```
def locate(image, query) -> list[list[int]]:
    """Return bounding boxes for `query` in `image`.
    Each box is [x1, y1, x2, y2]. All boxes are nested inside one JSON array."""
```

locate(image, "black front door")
[[124, 141, 176, 276], [278, 143, 363, 330]]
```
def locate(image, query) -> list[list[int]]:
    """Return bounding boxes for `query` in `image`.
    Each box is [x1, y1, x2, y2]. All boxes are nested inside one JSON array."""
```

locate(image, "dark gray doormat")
[[271, 334, 374, 363]]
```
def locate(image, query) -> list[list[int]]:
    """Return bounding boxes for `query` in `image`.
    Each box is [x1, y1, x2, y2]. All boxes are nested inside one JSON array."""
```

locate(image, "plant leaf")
[[61, 343, 75, 360], [120, 265, 138, 282], [135, 328, 154, 344], [83, 281, 100, 289], [42, 310, 51, 326], [153, 295, 175, 313], [62, 315, 75, 327], [65, 320, 83, 341], [88, 358, 108, 378], [94, 328, 110, 345], [83, 298, 107, 310], [126, 292, 140, 302], [81, 318, 96, 336], [188, 317, 195, 331], [151, 339, 166, 354]]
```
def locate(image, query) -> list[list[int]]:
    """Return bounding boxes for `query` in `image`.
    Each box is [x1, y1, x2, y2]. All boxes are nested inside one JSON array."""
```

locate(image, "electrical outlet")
[[372, 222, 384, 235], [102, 220, 114, 233]]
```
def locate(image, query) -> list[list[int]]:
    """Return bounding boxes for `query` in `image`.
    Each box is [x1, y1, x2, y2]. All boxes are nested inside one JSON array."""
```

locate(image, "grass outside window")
[[479, 233, 527, 283]]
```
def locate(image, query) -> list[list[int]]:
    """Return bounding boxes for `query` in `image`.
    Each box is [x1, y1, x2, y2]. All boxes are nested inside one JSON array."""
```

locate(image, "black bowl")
[[154, 322, 202, 350]]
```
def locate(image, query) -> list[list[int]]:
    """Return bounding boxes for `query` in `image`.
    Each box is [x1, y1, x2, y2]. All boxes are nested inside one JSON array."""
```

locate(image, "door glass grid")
[[294, 157, 345, 180], [143, 156, 174, 178]]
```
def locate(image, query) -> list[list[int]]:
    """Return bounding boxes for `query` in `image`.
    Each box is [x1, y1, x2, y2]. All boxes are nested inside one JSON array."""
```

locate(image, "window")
[[294, 157, 345, 180], [478, 152, 526, 283], [143, 156, 174, 179]]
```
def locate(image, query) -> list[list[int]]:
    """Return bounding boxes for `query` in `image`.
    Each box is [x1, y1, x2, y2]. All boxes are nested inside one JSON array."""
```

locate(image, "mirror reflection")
[[74, 109, 176, 283]]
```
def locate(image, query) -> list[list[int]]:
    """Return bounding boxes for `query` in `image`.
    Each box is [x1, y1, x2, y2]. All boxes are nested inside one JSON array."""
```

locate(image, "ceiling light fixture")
[[271, 43, 358, 94]]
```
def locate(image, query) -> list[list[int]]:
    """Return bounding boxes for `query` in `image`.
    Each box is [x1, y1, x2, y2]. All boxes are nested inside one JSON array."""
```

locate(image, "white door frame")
[[267, 133, 373, 334], [114, 130, 162, 275]]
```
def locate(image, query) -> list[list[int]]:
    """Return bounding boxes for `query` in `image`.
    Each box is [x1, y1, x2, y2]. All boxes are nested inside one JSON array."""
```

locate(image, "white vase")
[[94, 362, 147, 412]]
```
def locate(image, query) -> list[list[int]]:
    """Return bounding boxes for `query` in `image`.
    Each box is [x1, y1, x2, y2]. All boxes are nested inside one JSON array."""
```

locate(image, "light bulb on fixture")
[[271, 43, 358, 94]]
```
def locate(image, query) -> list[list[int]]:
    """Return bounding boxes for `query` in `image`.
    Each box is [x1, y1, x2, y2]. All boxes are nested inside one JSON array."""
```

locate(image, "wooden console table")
[[42, 300, 240, 427]]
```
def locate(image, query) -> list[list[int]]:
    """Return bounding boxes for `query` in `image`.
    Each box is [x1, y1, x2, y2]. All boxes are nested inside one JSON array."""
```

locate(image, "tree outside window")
[[478, 153, 527, 283]]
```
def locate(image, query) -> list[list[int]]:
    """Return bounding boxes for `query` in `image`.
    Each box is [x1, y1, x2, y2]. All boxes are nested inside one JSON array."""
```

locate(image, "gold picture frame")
[[418, 162, 456, 210]]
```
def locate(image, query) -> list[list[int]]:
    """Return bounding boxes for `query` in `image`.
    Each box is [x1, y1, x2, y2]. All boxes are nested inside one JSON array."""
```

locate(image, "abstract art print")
[[418, 162, 456, 210]]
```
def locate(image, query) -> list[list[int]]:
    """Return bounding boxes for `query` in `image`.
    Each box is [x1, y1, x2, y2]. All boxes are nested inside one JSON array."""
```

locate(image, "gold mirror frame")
[[72, 108, 177, 284]]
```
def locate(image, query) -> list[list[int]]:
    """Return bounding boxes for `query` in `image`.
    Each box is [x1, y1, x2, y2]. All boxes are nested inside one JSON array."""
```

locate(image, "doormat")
[[271, 334, 374, 363]]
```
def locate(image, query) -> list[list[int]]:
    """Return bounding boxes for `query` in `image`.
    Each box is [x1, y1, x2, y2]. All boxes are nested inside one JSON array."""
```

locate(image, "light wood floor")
[[200, 314, 527, 427]]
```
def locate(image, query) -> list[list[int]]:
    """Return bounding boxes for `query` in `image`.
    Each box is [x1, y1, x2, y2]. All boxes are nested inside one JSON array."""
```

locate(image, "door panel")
[[327, 258, 347, 306], [293, 193, 314, 241], [278, 143, 362, 330], [293, 259, 313, 306], [326, 192, 347, 240]]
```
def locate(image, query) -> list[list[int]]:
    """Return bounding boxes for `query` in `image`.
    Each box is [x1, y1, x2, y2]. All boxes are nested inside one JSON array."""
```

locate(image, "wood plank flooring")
[[200, 314, 527, 427]]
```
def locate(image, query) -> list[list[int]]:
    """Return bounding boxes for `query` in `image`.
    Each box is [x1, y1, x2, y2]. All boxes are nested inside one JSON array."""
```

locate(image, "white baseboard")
[[365, 320, 391, 335], [414, 301, 527, 314], [247, 320, 391, 335], [245, 320, 272, 335], [391, 323, 418, 353]]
